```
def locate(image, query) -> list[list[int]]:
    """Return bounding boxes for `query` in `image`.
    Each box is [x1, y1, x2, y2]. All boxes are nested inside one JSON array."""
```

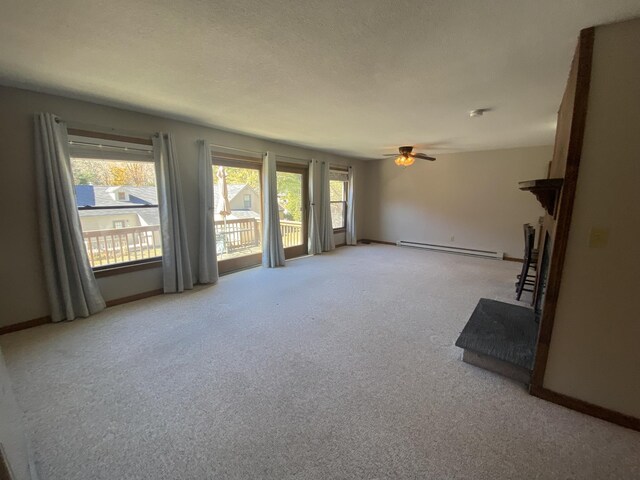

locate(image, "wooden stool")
[[516, 224, 537, 301]]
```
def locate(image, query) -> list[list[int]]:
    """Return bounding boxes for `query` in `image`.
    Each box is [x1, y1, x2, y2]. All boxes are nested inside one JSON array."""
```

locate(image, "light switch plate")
[[588, 227, 609, 248]]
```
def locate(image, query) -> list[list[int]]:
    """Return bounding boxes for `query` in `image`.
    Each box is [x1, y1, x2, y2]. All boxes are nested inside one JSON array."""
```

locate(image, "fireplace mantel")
[[519, 178, 564, 216]]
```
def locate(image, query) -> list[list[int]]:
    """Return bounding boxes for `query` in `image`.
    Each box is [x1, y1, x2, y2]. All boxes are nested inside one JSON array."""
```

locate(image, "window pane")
[[71, 158, 161, 268], [212, 164, 262, 261], [277, 171, 304, 248], [331, 202, 345, 229], [329, 180, 345, 202]]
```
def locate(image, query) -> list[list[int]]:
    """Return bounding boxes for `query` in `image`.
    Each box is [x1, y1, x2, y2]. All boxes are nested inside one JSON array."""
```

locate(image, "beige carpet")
[[1, 245, 638, 479]]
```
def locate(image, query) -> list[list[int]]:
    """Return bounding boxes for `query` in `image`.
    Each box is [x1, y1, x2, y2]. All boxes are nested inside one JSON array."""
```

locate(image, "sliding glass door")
[[211, 155, 308, 273], [276, 164, 308, 259], [212, 157, 263, 274]]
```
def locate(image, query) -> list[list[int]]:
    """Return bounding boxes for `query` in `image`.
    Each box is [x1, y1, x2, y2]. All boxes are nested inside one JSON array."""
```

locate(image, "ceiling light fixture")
[[469, 108, 491, 117], [386, 146, 435, 167], [394, 154, 415, 167]]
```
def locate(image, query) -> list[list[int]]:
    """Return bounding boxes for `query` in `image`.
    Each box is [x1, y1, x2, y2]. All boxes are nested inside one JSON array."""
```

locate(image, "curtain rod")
[[277, 154, 311, 163], [328, 163, 350, 170], [63, 119, 153, 141], [209, 143, 263, 156]]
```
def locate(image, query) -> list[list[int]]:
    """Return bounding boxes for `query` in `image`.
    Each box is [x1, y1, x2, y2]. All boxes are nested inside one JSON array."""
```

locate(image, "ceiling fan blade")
[[382, 154, 399, 156], [412, 153, 436, 161]]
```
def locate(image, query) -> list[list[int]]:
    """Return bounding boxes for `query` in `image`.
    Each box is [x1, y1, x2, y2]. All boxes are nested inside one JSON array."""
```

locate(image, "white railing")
[[83, 219, 303, 267], [214, 218, 303, 253], [280, 220, 303, 248], [83, 225, 162, 267]]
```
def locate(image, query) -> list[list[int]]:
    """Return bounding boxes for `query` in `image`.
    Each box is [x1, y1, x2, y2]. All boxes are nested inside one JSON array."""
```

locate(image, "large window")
[[69, 132, 161, 269], [329, 169, 349, 231], [276, 164, 308, 259], [211, 154, 263, 273]]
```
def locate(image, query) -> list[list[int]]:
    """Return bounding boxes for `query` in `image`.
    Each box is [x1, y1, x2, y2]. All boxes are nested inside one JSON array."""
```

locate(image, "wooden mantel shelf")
[[519, 178, 564, 216]]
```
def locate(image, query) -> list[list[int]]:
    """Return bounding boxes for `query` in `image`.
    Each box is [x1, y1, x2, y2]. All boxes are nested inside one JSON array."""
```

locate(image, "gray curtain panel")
[[308, 159, 322, 254], [346, 165, 357, 245], [197, 140, 218, 284], [319, 161, 335, 252], [261, 151, 285, 267], [33, 112, 106, 322], [153, 133, 194, 292]]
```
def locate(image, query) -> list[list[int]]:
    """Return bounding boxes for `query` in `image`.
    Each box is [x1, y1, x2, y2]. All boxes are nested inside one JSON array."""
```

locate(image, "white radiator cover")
[[396, 240, 504, 260]]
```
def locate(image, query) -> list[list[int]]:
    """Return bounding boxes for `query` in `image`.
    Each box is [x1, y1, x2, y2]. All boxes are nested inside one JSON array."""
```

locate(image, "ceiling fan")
[[384, 146, 436, 167]]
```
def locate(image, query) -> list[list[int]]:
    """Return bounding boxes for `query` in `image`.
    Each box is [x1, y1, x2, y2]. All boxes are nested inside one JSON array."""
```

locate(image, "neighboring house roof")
[[226, 184, 248, 201], [75, 185, 158, 207], [75, 185, 96, 207], [75, 185, 160, 227]]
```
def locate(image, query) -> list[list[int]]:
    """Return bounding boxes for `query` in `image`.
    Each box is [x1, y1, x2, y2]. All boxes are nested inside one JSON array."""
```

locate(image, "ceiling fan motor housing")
[[399, 146, 413, 155]]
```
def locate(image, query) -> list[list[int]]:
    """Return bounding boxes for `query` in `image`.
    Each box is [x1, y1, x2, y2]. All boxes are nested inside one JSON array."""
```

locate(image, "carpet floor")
[[1, 245, 638, 479]]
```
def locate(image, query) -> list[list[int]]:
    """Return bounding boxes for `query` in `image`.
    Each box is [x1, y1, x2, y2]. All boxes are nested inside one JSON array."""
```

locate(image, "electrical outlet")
[[588, 227, 609, 248]]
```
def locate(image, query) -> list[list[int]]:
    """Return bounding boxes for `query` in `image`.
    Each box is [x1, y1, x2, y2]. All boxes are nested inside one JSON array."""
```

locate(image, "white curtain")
[[154, 133, 194, 292], [34, 112, 106, 322], [308, 159, 322, 254], [262, 151, 285, 267], [197, 140, 218, 284], [346, 165, 357, 245], [319, 161, 335, 252]]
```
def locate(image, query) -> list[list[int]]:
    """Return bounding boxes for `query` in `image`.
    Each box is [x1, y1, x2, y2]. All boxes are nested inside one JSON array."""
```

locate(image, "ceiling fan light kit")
[[385, 145, 435, 167], [394, 155, 415, 167]]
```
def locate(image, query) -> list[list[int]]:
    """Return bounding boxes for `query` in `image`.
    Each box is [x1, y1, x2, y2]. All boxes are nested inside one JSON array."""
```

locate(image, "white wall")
[[363, 146, 551, 258], [543, 19, 640, 418], [0, 347, 38, 479], [0, 86, 365, 328]]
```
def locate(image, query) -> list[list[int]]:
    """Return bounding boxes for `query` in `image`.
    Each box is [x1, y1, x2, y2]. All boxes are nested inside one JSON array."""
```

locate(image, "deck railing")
[[215, 218, 262, 253], [83, 219, 303, 267], [280, 220, 303, 248], [214, 218, 303, 253], [82, 225, 162, 267]]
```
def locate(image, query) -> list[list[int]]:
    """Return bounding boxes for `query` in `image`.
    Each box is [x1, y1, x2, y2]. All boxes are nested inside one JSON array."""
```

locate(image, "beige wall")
[[543, 19, 640, 418], [0, 86, 365, 328], [363, 146, 551, 258]]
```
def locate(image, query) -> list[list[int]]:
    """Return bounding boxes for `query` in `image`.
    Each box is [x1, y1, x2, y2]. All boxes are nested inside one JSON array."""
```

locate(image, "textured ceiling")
[[1, 1, 639, 158]]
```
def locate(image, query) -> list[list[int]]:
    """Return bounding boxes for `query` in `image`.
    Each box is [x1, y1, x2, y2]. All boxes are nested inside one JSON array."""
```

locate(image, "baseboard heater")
[[396, 240, 504, 260]]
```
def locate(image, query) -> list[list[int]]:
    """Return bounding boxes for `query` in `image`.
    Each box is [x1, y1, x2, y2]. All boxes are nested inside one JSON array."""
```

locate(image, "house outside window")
[[243, 193, 251, 209], [329, 168, 349, 231], [69, 132, 161, 269]]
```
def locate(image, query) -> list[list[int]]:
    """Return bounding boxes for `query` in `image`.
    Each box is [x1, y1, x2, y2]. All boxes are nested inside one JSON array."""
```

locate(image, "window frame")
[[69, 129, 162, 275], [329, 170, 349, 233], [211, 152, 264, 275], [276, 161, 309, 259]]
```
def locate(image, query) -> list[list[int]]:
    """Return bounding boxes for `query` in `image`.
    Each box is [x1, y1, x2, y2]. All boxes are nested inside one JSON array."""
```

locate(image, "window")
[[69, 131, 161, 269], [211, 153, 263, 273], [329, 169, 349, 231], [276, 165, 308, 258]]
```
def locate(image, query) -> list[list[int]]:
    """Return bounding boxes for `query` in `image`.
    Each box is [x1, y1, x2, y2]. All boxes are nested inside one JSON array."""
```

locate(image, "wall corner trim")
[[530, 385, 640, 432]]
